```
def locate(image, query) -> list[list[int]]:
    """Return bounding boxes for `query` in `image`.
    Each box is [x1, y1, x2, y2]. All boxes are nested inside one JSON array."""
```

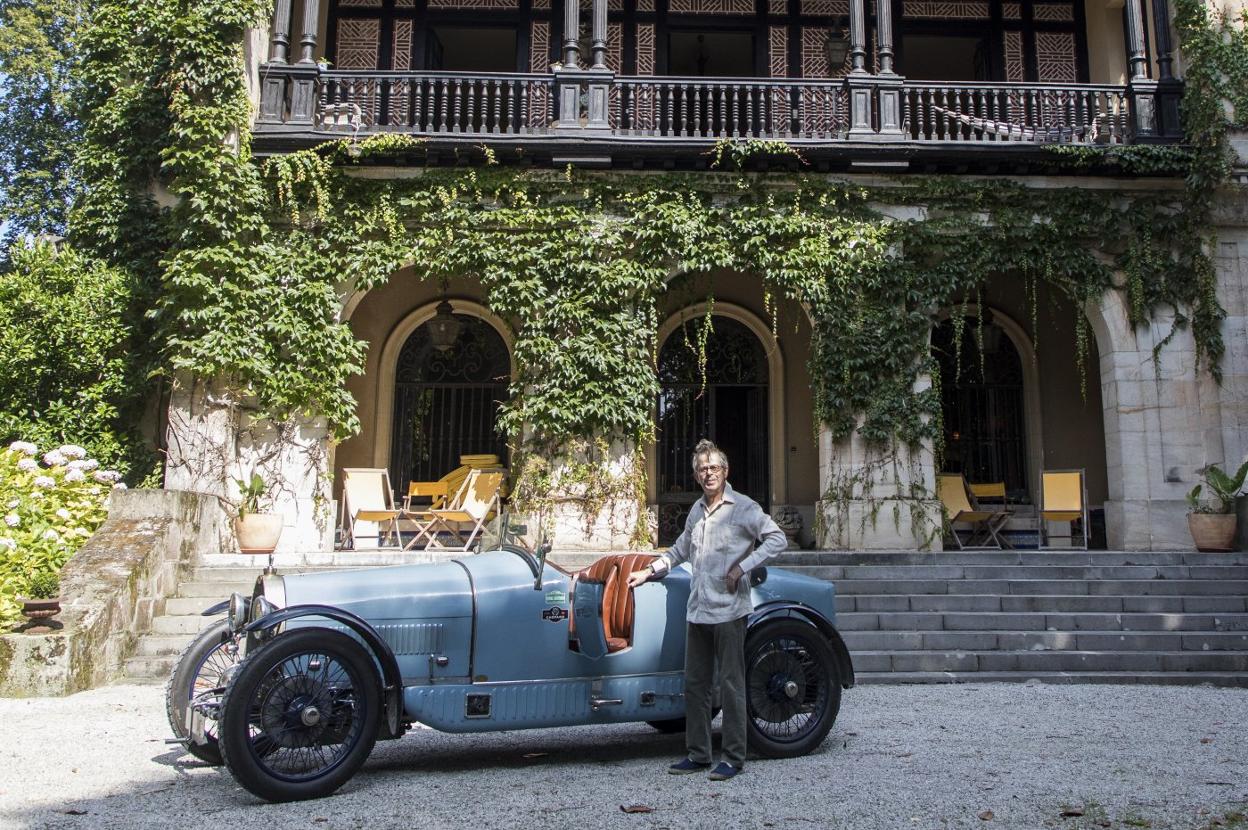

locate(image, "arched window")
[[656, 316, 769, 544], [389, 315, 510, 490]]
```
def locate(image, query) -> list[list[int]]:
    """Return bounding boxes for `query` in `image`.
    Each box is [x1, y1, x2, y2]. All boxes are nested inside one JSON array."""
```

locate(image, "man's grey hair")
[[691, 439, 729, 472]]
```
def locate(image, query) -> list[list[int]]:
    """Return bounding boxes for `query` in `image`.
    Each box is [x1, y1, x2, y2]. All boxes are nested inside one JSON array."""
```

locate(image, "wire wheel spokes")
[[746, 635, 827, 742], [190, 639, 240, 741], [244, 650, 366, 782]]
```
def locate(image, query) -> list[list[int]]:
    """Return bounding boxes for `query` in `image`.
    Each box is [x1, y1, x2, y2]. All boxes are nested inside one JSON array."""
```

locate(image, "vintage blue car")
[[167, 521, 854, 802]]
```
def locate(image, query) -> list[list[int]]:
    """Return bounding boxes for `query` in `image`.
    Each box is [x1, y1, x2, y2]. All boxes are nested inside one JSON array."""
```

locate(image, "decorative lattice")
[[636, 23, 656, 74], [391, 21, 412, 124], [903, 0, 989, 18], [800, 0, 849, 13], [530, 20, 550, 127], [637, 0, 655, 10], [769, 0, 788, 13], [608, 22, 623, 125], [1036, 31, 1076, 82], [801, 26, 829, 77], [1002, 2, 1021, 18], [1004, 30, 1024, 81], [668, 0, 756, 15], [336, 0, 382, 6], [396, 0, 414, 6], [1032, 3, 1074, 21], [427, 0, 519, 8], [770, 26, 790, 131], [336, 19, 380, 69], [533, 0, 551, 8]]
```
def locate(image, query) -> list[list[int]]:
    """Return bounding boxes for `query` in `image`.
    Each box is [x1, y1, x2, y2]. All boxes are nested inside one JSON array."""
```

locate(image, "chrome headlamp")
[[226, 592, 248, 634], [250, 594, 277, 624]]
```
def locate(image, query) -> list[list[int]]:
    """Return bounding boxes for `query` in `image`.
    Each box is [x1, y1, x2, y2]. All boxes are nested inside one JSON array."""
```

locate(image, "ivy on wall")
[[28, 0, 1246, 540]]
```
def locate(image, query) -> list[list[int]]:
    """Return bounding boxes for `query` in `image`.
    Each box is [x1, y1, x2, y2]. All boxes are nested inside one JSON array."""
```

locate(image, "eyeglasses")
[[696, 464, 725, 475]]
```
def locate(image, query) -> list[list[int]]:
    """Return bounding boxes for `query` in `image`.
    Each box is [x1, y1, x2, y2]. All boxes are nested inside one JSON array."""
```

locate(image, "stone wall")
[[0, 490, 228, 697]]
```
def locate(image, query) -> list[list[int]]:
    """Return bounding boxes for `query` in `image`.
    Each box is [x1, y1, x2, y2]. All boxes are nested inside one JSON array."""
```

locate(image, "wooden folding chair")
[[340, 468, 401, 550], [1040, 469, 1089, 550], [409, 470, 504, 552], [937, 473, 1009, 550]]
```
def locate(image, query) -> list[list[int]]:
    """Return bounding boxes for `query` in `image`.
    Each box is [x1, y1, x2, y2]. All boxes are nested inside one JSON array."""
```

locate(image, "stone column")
[[298, 0, 321, 64], [270, 0, 292, 64], [590, 0, 607, 70], [847, 0, 868, 75], [563, 0, 581, 69], [1123, 0, 1149, 80]]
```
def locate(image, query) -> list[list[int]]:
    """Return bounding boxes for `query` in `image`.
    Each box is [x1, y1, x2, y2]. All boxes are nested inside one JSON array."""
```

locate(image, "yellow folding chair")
[[340, 468, 401, 550], [1040, 469, 1089, 550], [409, 470, 504, 552], [937, 473, 1009, 550]]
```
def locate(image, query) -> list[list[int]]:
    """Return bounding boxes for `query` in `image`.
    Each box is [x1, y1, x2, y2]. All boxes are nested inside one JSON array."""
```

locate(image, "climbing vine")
[[17, 0, 1245, 544]]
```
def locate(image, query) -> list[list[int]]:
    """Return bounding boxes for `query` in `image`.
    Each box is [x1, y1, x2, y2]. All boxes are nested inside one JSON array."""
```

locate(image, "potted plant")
[[1186, 461, 1248, 552], [17, 570, 63, 625], [233, 472, 283, 555]]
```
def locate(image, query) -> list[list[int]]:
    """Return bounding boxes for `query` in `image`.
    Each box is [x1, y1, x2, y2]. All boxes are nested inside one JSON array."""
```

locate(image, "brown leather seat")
[[574, 553, 657, 653]]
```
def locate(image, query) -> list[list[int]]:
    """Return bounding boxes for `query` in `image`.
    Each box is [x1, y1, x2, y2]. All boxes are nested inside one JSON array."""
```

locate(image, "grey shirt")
[[652, 483, 788, 624]]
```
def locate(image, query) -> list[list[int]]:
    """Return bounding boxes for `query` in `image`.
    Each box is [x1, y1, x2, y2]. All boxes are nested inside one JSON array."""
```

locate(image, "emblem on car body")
[[541, 606, 569, 623]]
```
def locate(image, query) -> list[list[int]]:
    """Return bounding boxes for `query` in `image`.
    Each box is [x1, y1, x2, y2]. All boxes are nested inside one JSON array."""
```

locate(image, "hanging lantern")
[[823, 27, 851, 72], [428, 300, 461, 352]]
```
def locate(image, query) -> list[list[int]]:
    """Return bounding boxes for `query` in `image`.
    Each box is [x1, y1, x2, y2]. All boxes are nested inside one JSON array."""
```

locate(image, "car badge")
[[541, 606, 570, 623]]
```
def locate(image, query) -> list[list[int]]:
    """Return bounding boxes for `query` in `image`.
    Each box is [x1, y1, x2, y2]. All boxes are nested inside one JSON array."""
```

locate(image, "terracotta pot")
[[17, 596, 62, 621], [1187, 512, 1237, 552], [234, 513, 284, 554]]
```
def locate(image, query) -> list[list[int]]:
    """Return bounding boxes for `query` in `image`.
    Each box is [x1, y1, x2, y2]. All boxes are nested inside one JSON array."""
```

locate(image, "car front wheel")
[[218, 628, 381, 802], [744, 619, 842, 758], [165, 618, 242, 766]]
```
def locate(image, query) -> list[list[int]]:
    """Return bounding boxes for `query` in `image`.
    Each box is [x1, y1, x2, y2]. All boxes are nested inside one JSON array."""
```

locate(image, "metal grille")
[[390, 315, 510, 492], [656, 317, 769, 545], [933, 318, 1028, 501]]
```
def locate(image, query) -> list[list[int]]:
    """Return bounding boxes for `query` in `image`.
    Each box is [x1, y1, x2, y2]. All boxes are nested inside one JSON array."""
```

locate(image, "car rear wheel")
[[744, 619, 841, 758], [218, 628, 381, 802], [165, 618, 241, 766]]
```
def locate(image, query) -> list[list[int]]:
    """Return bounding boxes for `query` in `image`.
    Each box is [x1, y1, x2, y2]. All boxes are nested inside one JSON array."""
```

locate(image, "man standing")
[[627, 439, 787, 781]]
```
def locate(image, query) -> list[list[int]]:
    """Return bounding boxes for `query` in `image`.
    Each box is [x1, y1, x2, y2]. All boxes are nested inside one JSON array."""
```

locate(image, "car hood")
[[279, 560, 473, 621]]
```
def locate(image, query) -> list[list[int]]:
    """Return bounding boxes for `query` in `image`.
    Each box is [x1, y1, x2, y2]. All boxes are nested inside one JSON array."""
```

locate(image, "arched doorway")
[[389, 314, 510, 490], [656, 315, 769, 544], [933, 314, 1030, 502]]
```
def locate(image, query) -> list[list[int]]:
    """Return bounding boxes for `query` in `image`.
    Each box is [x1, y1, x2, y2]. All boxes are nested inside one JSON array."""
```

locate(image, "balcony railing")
[[256, 66, 1181, 150]]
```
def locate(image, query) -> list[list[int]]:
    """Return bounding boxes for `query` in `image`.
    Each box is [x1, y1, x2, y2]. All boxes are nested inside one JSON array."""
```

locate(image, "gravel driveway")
[[0, 683, 1244, 830]]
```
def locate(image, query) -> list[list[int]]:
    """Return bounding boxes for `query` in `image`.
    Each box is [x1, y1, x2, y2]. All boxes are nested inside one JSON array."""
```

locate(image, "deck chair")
[[340, 468, 401, 550], [1040, 469, 1089, 550], [403, 454, 505, 513], [408, 470, 504, 552], [969, 481, 1008, 506], [937, 473, 1010, 550]]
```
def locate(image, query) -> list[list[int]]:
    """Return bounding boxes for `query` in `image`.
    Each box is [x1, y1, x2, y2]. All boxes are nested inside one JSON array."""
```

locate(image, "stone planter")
[[1187, 513, 1237, 552], [16, 597, 62, 622], [234, 513, 283, 554]]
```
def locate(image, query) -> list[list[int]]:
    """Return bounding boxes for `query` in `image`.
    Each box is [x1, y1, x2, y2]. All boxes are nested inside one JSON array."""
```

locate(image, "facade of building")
[[164, 0, 1248, 552]]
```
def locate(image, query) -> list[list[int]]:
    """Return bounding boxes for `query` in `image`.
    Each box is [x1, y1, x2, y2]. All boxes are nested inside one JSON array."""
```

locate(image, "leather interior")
[[574, 553, 657, 653]]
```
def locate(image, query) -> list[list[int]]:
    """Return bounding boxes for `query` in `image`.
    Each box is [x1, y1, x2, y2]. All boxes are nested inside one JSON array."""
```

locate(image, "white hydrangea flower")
[[33, 476, 56, 488], [8, 441, 37, 456], [81, 459, 99, 471], [67, 459, 88, 471], [6, 499, 18, 509], [0, 538, 15, 551], [42, 449, 67, 467], [16, 458, 37, 472], [42, 529, 59, 541], [4, 514, 19, 527], [113, 482, 128, 490], [94, 470, 122, 483], [58, 444, 87, 459], [56, 508, 71, 520], [64, 469, 85, 483]]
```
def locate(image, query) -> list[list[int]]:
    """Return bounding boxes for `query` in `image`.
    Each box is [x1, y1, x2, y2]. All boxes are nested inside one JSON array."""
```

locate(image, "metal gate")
[[656, 316, 769, 545], [389, 315, 510, 496]]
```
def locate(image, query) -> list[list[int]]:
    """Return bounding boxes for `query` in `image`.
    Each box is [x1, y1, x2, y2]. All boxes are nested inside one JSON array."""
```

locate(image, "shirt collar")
[[701, 482, 737, 512]]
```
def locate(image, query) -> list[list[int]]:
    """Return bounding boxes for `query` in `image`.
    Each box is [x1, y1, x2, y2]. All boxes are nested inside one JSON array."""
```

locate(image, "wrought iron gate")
[[656, 316, 769, 545], [389, 315, 510, 496]]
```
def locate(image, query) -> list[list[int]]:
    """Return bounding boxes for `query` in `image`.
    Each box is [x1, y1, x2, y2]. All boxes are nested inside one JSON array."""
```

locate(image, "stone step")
[[176, 580, 256, 598], [124, 654, 175, 682], [794, 564, 1248, 581], [134, 633, 213, 657], [151, 614, 221, 635], [841, 629, 1248, 651], [165, 596, 243, 616], [850, 649, 1248, 673], [833, 579, 1248, 596], [772, 552, 1248, 567], [837, 610, 1248, 632], [854, 671, 1248, 687], [837, 594, 1248, 613]]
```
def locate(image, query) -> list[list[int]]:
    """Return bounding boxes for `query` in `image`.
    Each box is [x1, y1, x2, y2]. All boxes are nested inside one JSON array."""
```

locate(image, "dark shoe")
[[668, 758, 712, 775], [707, 762, 740, 781]]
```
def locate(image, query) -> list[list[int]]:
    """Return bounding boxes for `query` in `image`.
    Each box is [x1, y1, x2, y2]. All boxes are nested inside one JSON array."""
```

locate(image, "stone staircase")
[[126, 549, 1248, 687], [772, 550, 1248, 686]]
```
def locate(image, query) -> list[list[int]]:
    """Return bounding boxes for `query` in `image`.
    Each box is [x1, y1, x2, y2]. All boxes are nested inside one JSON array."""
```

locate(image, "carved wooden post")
[[1150, 0, 1182, 138], [845, 0, 875, 137], [1124, 0, 1158, 138], [848, 0, 867, 75], [270, 0, 292, 64], [298, 0, 321, 65], [285, 0, 322, 126], [563, 0, 581, 69], [259, 0, 295, 124], [872, 0, 904, 137], [1123, 0, 1149, 81], [590, 0, 607, 70]]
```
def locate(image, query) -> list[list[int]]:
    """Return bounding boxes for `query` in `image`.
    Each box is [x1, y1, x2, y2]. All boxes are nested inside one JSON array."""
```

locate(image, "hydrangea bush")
[[0, 440, 122, 629]]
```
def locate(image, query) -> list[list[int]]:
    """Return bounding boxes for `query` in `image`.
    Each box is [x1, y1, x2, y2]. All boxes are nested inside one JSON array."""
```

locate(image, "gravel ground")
[[0, 682, 1245, 830]]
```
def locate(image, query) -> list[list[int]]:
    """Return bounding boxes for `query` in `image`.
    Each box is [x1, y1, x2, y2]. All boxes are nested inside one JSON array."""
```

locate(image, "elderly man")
[[627, 438, 787, 781]]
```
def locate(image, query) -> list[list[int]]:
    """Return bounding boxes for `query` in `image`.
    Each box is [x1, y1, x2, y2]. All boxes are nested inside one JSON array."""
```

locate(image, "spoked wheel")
[[218, 629, 380, 802], [744, 620, 842, 758], [165, 619, 243, 765]]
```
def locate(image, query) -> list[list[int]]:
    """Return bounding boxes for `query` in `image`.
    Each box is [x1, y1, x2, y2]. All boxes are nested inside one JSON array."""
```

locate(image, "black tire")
[[744, 619, 842, 758], [646, 707, 719, 733], [165, 619, 242, 766], [218, 628, 381, 802]]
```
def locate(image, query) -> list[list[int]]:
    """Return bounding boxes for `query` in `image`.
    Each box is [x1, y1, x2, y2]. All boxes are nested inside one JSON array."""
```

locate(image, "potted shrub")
[[233, 472, 283, 555], [1186, 461, 1248, 552], [17, 571, 63, 625]]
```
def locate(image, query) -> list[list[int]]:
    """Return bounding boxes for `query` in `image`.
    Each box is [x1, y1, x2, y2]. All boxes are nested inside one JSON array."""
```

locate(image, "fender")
[[201, 598, 232, 616], [245, 604, 407, 739], [749, 601, 856, 689]]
